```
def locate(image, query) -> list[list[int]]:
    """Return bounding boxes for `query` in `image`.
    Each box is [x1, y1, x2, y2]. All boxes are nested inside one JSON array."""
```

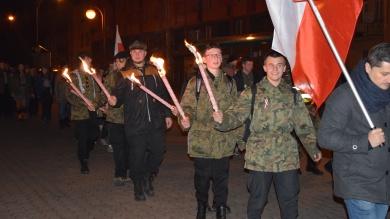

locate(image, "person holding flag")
[[318, 43, 390, 219]]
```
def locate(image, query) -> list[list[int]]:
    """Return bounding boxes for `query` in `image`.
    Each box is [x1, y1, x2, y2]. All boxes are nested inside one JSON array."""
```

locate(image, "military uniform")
[[65, 69, 103, 173], [180, 69, 238, 211], [216, 78, 320, 219], [104, 69, 128, 179]]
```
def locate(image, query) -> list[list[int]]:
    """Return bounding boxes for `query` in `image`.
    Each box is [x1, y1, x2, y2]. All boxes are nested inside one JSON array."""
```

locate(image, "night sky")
[[0, 0, 73, 66]]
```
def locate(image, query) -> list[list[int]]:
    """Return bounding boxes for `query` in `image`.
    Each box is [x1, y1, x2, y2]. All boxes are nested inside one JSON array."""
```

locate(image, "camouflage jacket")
[[216, 78, 320, 172], [65, 69, 104, 120], [104, 69, 124, 124], [180, 69, 239, 159]]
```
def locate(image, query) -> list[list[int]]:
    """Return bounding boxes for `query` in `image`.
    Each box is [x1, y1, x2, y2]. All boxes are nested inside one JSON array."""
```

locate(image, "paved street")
[[0, 116, 349, 219]]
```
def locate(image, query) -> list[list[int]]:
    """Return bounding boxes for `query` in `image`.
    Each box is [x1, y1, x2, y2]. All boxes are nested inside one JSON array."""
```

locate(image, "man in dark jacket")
[[233, 57, 262, 93], [318, 43, 390, 219], [109, 40, 173, 201]]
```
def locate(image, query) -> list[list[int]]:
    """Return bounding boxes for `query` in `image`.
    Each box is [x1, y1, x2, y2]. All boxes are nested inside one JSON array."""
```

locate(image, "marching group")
[[2, 41, 390, 219]]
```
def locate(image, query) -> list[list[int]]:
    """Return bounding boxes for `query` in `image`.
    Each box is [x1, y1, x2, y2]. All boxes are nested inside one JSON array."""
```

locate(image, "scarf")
[[351, 60, 390, 113]]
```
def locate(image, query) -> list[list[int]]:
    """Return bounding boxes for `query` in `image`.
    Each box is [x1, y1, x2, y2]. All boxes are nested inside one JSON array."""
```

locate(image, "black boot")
[[196, 204, 206, 219], [134, 180, 146, 201], [216, 206, 227, 219], [80, 159, 89, 174], [143, 175, 154, 197]]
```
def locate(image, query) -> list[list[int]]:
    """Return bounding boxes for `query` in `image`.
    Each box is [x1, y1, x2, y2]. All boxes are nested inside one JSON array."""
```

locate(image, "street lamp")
[[85, 7, 106, 62], [7, 15, 15, 22]]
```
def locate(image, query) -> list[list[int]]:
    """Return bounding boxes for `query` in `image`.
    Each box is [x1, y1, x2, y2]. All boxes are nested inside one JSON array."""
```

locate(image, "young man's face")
[[203, 48, 222, 70], [130, 49, 147, 64], [365, 61, 390, 90], [263, 56, 286, 85], [242, 61, 254, 74], [114, 58, 127, 70]]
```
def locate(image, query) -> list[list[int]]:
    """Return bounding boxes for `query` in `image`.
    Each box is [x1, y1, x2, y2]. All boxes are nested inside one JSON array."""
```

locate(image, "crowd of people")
[[0, 62, 70, 125], [2, 41, 389, 219]]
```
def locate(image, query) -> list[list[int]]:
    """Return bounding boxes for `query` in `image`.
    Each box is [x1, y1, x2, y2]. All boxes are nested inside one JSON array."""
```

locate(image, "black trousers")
[[247, 169, 299, 219], [126, 131, 165, 181], [74, 116, 99, 162], [193, 157, 230, 208], [107, 122, 128, 178]]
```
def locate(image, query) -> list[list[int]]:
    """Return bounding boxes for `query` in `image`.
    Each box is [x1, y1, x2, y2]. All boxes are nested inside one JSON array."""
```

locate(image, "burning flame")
[[184, 40, 202, 64], [79, 57, 94, 75], [129, 73, 141, 84], [61, 68, 72, 83], [150, 56, 166, 77]]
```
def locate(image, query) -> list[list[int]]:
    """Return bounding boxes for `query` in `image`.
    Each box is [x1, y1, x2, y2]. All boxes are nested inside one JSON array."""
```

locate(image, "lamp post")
[[85, 7, 106, 62]]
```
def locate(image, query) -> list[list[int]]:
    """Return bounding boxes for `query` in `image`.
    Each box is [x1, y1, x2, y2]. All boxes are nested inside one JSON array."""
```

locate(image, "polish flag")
[[114, 25, 125, 56], [265, 0, 363, 107]]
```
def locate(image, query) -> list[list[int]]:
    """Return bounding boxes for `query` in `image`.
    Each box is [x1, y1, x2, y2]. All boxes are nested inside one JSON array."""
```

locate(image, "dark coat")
[[233, 70, 264, 93], [113, 63, 171, 135], [318, 83, 390, 204]]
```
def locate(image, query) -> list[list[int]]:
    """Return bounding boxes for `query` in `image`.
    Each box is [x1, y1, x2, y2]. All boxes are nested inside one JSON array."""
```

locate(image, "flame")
[[61, 68, 72, 83], [79, 57, 94, 75], [129, 73, 141, 84], [184, 39, 203, 64], [150, 56, 166, 77]]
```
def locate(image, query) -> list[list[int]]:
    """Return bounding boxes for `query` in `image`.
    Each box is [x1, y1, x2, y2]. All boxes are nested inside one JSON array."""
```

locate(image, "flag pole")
[[306, 0, 375, 129]]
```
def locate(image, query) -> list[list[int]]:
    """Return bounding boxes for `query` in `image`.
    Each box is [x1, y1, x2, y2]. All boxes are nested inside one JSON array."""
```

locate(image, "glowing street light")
[[85, 7, 106, 62], [85, 9, 96, 19], [7, 15, 15, 22]]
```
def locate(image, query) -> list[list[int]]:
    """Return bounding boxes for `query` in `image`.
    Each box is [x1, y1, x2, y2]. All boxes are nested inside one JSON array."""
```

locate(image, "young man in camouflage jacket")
[[65, 53, 104, 174], [213, 51, 322, 219], [179, 44, 238, 219], [104, 51, 129, 186]]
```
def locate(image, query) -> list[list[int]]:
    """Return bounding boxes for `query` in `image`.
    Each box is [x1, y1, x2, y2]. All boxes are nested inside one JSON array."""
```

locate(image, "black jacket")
[[233, 70, 264, 93], [318, 83, 390, 204], [113, 63, 171, 135]]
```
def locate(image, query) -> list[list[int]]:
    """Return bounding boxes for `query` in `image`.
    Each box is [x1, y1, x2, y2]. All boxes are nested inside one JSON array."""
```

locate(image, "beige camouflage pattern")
[[217, 78, 320, 172], [180, 70, 241, 159], [65, 69, 103, 120], [104, 69, 124, 124]]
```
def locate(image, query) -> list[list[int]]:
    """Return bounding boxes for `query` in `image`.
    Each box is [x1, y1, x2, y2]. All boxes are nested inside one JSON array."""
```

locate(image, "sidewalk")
[[0, 117, 347, 219]]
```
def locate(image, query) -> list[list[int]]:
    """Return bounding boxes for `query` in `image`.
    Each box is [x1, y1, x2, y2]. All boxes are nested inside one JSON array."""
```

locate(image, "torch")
[[184, 40, 219, 112], [150, 56, 185, 118], [61, 68, 93, 108], [127, 73, 175, 111], [79, 57, 111, 100]]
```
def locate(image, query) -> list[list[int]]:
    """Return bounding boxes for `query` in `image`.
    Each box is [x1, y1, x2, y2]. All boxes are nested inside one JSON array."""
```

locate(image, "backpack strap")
[[243, 84, 257, 142]]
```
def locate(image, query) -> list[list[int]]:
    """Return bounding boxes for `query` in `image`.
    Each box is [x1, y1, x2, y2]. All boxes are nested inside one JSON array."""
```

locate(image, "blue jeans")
[[344, 199, 389, 219]]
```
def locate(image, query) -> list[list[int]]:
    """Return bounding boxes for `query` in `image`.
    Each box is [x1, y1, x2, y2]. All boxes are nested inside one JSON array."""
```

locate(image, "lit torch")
[[127, 73, 175, 110], [184, 40, 219, 112], [150, 56, 185, 118], [61, 68, 92, 106], [79, 57, 111, 100]]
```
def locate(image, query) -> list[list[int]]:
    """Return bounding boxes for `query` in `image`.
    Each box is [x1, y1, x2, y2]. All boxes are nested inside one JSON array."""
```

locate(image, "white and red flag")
[[114, 25, 125, 56], [265, 0, 363, 107]]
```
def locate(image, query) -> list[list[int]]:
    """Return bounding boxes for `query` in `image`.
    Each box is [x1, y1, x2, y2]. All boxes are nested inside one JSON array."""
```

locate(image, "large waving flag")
[[114, 25, 125, 56], [265, 0, 363, 107]]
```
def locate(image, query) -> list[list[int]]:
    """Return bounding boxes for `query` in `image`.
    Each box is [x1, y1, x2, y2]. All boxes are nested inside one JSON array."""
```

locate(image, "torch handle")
[[161, 76, 186, 118], [68, 81, 92, 106], [197, 64, 219, 112], [91, 74, 111, 99], [139, 85, 175, 111]]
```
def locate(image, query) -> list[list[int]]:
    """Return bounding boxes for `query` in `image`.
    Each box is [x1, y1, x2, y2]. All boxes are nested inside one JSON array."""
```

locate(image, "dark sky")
[[0, 0, 73, 66], [0, 1, 36, 65]]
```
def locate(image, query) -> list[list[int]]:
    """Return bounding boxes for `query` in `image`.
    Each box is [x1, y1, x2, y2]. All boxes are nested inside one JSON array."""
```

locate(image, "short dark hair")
[[202, 43, 222, 56], [366, 43, 390, 67], [263, 50, 286, 64], [241, 56, 254, 64]]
